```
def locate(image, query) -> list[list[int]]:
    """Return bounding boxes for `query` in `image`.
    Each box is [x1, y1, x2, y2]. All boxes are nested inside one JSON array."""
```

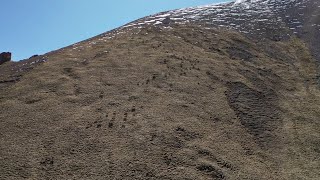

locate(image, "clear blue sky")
[[1, 0, 229, 61]]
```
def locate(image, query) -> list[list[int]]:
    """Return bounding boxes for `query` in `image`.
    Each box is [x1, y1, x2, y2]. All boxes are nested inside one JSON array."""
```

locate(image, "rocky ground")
[[0, 0, 319, 179]]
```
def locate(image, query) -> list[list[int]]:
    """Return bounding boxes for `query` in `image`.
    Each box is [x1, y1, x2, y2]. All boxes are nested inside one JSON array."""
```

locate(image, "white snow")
[[234, 0, 268, 5], [68, 0, 312, 51]]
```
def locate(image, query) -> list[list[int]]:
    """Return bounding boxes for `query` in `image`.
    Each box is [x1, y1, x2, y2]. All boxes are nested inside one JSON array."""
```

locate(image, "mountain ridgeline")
[[0, 0, 319, 179]]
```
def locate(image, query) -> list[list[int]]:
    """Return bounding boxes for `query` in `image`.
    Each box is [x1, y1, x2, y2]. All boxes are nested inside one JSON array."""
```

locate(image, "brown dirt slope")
[[0, 25, 319, 179]]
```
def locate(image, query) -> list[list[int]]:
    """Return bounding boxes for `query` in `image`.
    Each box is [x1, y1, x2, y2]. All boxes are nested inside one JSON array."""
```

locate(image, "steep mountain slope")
[[0, 0, 319, 179], [127, 0, 320, 65]]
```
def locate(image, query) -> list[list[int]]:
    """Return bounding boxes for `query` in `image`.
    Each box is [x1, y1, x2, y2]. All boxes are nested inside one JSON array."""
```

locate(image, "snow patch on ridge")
[[107, 0, 314, 42], [234, 0, 266, 4]]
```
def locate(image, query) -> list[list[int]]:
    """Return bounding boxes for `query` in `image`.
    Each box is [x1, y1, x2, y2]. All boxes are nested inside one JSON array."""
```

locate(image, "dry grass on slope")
[[0, 25, 319, 180]]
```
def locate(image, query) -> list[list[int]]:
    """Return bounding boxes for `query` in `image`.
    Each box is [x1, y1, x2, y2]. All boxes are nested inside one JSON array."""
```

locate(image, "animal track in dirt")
[[197, 164, 226, 180], [40, 157, 54, 166], [197, 148, 234, 170], [164, 57, 201, 77], [86, 119, 103, 129], [99, 91, 104, 99], [138, 75, 158, 86], [123, 112, 128, 122], [109, 111, 116, 129], [73, 84, 81, 95], [171, 146, 235, 179], [143, 57, 200, 86], [85, 105, 138, 131]]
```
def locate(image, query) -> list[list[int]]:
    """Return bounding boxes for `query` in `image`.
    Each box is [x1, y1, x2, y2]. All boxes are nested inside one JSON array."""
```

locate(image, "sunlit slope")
[[0, 25, 319, 179]]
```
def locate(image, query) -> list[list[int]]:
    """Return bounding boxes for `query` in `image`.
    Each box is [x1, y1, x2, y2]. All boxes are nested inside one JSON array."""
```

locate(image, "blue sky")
[[1, 0, 229, 61]]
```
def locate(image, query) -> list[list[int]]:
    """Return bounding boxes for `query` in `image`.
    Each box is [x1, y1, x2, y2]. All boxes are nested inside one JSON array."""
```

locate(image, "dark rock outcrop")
[[0, 52, 11, 65]]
